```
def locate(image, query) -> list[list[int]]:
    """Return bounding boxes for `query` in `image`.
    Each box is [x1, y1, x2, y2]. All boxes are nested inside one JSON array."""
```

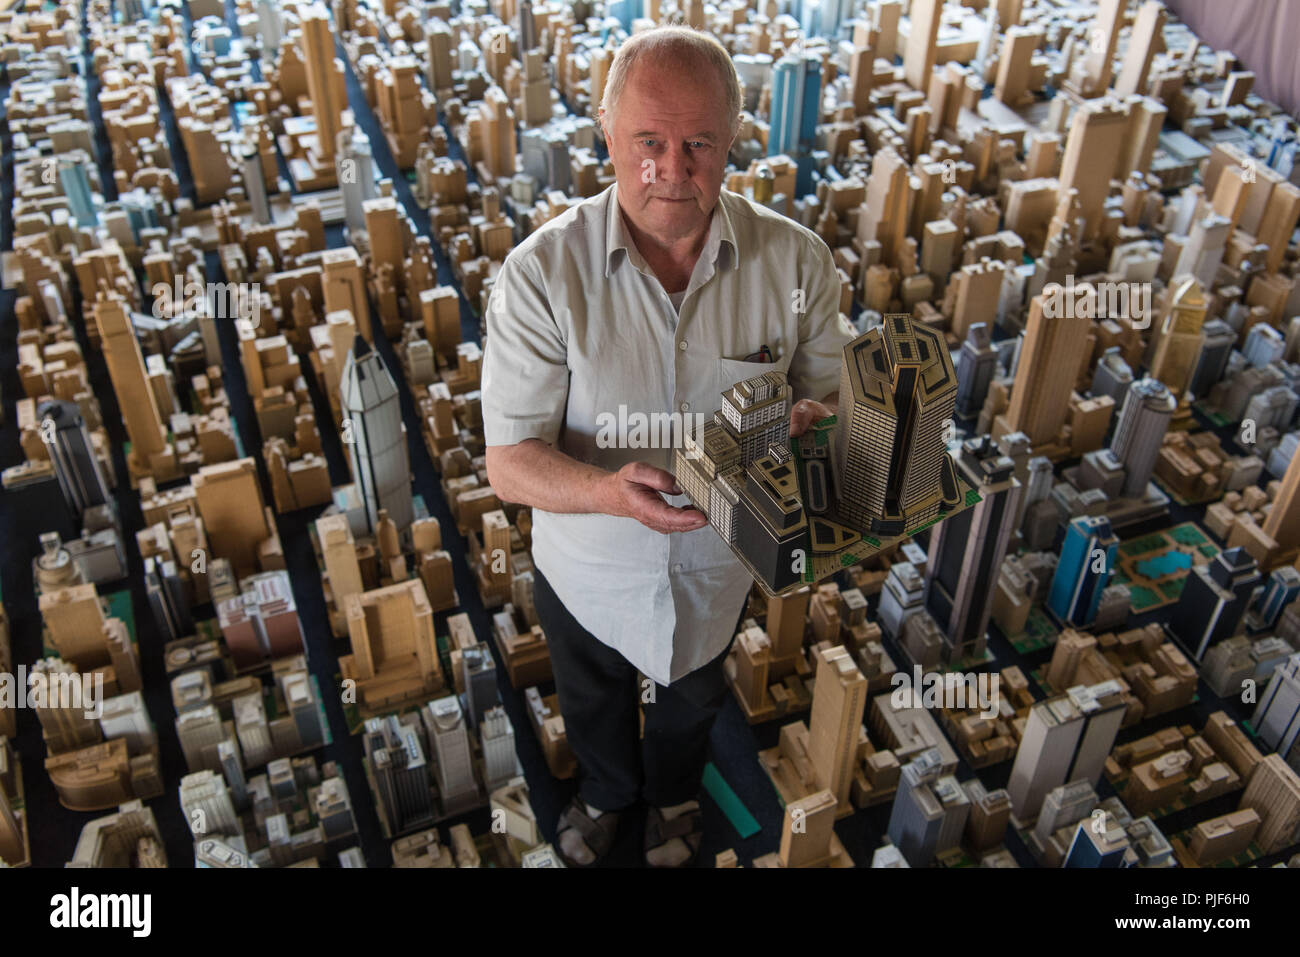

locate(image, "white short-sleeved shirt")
[[481, 182, 857, 685]]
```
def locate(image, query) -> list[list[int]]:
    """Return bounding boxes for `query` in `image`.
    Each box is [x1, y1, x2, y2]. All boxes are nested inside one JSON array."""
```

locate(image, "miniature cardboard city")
[[3, 0, 1300, 876]]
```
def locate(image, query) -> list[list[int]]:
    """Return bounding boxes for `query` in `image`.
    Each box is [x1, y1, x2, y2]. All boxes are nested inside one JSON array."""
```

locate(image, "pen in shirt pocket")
[[743, 344, 775, 363]]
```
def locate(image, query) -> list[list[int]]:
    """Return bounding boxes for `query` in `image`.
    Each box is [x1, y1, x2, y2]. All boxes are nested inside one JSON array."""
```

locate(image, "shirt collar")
[[604, 181, 738, 279]]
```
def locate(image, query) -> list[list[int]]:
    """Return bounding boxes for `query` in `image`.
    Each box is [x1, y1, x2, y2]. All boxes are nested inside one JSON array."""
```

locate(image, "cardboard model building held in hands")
[[674, 313, 980, 595]]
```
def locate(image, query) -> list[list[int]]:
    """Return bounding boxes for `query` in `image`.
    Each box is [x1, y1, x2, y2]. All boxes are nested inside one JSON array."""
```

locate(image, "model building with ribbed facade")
[[675, 314, 972, 595], [718, 371, 791, 464], [837, 313, 960, 537]]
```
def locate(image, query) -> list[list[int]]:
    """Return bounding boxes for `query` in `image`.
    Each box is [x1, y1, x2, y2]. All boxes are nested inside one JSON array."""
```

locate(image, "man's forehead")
[[615, 84, 728, 131], [623, 57, 723, 102], [626, 115, 723, 135]]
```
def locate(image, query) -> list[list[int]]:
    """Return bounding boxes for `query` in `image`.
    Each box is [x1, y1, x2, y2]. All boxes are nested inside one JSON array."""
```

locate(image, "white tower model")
[[339, 336, 414, 533]]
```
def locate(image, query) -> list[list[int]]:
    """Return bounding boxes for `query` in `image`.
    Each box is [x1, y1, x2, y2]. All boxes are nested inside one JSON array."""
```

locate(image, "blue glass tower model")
[[58, 160, 98, 228], [607, 0, 643, 33], [768, 50, 821, 198], [1256, 566, 1300, 630], [794, 0, 848, 39], [1048, 514, 1118, 627]]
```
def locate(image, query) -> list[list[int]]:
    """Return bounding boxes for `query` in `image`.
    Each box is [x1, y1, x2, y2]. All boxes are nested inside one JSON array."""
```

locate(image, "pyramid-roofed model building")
[[674, 313, 974, 595], [339, 335, 414, 533], [1164, 274, 1207, 334]]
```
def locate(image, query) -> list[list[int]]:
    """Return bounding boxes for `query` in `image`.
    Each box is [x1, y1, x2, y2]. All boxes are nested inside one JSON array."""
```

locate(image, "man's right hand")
[[604, 462, 708, 535], [485, 441, 708, 535]]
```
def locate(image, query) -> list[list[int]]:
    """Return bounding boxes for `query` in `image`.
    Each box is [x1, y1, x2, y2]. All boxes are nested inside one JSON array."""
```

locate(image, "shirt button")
[[679, 401, 690, 412], [678, 340, 688, 351], [671, 563, 683, 574]]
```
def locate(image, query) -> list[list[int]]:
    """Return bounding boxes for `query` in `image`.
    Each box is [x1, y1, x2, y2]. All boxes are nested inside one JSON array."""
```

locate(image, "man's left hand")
[[790, 398, 835, 438]]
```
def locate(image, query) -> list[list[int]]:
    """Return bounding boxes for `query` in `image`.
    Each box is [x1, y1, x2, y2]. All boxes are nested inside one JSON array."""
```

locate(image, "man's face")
[[600, 56, 737, 246]]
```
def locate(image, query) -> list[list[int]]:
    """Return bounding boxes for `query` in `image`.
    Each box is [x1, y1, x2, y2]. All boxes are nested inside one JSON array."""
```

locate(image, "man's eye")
[[689, 142, 708, 150], [641, 139, 658, 148]]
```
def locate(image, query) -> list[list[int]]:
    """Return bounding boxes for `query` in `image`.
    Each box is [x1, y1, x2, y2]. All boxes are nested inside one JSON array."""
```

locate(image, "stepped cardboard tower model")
[[675, 313, 979, 595]]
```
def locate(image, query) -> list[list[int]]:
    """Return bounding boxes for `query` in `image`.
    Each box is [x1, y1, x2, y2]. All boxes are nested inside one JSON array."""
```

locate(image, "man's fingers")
[[790, 400, 832, 438], [630, 489, 706, 533], [619, 464, 706, 532], [790, 406, 812, 438], [643, 499, 706, 530], [624, 461, 681, 495], [659, 505, 707, 531]]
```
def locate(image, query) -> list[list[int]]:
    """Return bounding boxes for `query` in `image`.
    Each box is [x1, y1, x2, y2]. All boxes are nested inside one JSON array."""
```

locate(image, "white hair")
[[600, 25, 742, 136]]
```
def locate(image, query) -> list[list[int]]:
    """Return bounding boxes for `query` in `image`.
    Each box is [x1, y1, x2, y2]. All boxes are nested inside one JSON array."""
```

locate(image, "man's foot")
[[644, 799, 703, 868], [555, 797, 621, 868]]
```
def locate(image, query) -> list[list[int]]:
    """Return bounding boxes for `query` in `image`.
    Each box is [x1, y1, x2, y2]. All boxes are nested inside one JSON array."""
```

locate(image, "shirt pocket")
[[716, 353, 795, 396]]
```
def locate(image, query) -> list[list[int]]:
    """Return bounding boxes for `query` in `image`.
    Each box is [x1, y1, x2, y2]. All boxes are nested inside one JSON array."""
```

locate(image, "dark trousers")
[[533, 565, 736, 811]]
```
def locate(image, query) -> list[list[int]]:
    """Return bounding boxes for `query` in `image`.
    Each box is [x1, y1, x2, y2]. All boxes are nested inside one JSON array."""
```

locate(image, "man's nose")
[[656, 143, 691, 185]]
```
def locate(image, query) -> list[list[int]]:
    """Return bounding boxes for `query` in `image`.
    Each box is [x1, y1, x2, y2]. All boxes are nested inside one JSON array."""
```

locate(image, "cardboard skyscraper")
[[675, 314, 977, 594], [339, 335, 415, 534]]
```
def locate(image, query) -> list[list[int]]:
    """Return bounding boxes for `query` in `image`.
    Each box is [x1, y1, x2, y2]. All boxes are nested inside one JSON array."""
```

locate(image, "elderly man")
[[482, 25, 855, 867]]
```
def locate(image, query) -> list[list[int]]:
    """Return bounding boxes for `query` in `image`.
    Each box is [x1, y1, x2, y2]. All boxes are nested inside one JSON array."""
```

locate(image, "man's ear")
[[599, 108, 614, 165]]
